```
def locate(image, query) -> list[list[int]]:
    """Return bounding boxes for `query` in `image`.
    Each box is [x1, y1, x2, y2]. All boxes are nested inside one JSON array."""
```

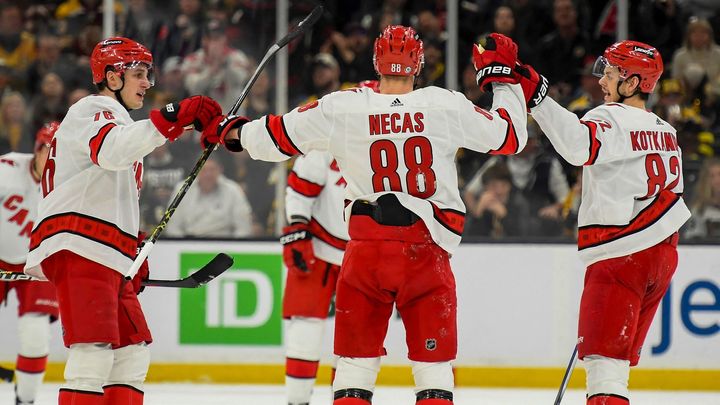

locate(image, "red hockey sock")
[[587, 394, 630, 404], [334, 398, 371, 404], [16, 354, 48, 373], [103, 384, 144, 404], [417, 399, 453, 404], [286, 357, 320, 379], [58, 388, 104, 405]]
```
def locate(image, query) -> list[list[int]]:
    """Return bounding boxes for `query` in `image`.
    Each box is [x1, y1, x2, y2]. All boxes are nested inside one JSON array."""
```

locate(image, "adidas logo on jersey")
[[390, 98, 403, 107], [656, 118, 663, 125]]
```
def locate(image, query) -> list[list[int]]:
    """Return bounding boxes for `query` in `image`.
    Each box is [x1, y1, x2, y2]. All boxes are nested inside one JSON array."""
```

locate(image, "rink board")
[[1, 241, 718, 389]]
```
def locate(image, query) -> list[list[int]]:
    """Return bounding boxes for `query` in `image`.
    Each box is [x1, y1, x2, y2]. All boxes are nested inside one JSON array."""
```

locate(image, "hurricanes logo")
[[425, 338, 437, 351]]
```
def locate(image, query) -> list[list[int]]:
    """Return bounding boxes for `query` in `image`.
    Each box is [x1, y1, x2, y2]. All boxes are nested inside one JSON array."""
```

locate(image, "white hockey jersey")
[[286, 150, 348, 265], [0, 153, 41, 266], [25, 95, 166, 275], [241, 84, 528, 254], [532, 98, 691, 265]]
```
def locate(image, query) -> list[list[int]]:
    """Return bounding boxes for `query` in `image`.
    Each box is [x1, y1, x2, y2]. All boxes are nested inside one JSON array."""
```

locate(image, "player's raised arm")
[[459, 34, 528, 155]]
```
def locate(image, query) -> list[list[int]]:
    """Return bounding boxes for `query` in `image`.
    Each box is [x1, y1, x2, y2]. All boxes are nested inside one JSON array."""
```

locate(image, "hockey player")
[[24, 37, 222, 405], [0, 122, 60, 405], [513, 41, 691, 404], [281, 149, 348, 405], [202, 27, 528, 404]]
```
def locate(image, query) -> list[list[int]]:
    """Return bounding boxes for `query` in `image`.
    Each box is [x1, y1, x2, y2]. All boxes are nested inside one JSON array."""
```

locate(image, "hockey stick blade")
[[142, 253, 233, 288], [0, 365, 14, 382], [276, 5, 324, 48], [0, 270, 35, 282]]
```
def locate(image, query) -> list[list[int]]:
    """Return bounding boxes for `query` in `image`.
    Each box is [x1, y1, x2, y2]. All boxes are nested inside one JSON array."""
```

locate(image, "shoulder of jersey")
[[0, 152, 32, 173]]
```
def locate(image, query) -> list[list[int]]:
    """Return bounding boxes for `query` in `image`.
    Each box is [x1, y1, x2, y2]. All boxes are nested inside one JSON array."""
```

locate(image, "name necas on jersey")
[[286, 150, 348, 265], [25, 95, 166, 275], [240, 84, 528, 253], [0, 153, 41, 265]]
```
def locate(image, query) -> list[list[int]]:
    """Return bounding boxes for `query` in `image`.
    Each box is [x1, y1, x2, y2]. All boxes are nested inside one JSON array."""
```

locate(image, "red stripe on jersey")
[[489, 108, 519, 155], [30, 212, 137, 260], [286, 357, 320, 379], [16, 354, 48, 374], [430, 202, 465, 236], [309, 219, 347, 251], [580, 120, 602, 165], [0, 259, 25, 273], [578, 190, 680, 250], [89, 123, 117, 165], [265, 115, 301, 157], [288, 171, 323, 197]]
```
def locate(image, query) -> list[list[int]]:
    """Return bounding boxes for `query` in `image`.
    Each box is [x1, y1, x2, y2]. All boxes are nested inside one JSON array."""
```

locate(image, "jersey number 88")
[[369, 136, 437, 199]]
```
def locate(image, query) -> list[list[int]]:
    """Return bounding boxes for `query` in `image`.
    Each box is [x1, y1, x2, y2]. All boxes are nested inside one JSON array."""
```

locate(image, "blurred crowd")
[[0, 0, 719, 242]]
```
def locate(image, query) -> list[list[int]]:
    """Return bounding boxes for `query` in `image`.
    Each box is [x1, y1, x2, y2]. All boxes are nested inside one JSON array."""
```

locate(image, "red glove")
[[200, 114, 249, 152], [472, 33, 519, 91], [513, 63, 549, 110], [132, 232, 149, 294], [280, 223, 315, 274], [150, 95, 222, 141]]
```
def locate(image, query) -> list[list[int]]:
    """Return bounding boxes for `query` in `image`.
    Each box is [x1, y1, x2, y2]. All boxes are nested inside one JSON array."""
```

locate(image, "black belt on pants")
[[351, 194, 420, 226]]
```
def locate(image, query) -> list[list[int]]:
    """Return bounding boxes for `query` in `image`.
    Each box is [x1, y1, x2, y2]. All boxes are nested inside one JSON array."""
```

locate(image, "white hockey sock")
[[584, 355, 630, 398], [15, 369, 45, 404], [285, 317, 325, 404], [15, 313, 51, 403]]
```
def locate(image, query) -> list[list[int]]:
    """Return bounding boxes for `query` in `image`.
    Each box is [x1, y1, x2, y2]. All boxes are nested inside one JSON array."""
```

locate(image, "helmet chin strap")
[[109, 74, 131, 111], [615, 76, 641, 104]]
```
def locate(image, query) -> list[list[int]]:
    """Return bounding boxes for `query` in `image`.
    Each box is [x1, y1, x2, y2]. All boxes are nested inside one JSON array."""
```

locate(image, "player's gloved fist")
[[472, 33, 519, 91], [280, 223, 315, 275], [200, 114, 249, 152], [150, 95, 222, 141], [514, 63, 549, 111], [132, 232, 150, 294]]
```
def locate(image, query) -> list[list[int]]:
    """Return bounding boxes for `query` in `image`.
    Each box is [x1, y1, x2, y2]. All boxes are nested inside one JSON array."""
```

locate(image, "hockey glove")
[[514, 63, 549, 111], [150, 95, 222, 141], [131, 232, 149, 294], [280, 223, 315, 274], [200, 114, 249, 152], [472, 33, 519, 92]]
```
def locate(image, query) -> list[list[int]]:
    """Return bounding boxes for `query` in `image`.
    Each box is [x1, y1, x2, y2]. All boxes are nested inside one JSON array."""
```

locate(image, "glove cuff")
[[219, 116, 248, 152], [280, 225, 312, 245], [150, 109, 184, 141], [527, 74, 550, 110]]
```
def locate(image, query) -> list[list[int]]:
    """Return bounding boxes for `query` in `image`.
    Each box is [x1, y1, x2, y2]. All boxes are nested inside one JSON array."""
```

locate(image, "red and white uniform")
[[0, 153, 41, 267], [532, 99, 691, 264], [286, 150, 348, 265], [25, 95, 166, 275], [242, 85, 528, 253]]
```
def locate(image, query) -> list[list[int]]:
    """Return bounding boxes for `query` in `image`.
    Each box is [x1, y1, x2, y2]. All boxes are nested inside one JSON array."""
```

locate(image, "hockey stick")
[[0, 253, 233, 288], [554, 345, 578, 405], [124, 4, 325, 279]]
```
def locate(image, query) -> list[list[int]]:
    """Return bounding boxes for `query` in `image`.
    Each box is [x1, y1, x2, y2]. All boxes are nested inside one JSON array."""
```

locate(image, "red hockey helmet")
[[91, 37, 154, 86], [35, 121, 60, 151], [592, 40, 663, 93], [373, 25, 424, 77], [357, 79, 380, 92]]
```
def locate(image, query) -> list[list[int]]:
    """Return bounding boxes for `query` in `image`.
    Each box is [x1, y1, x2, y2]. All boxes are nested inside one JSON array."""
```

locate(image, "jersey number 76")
[[369, 136, 437, 199]]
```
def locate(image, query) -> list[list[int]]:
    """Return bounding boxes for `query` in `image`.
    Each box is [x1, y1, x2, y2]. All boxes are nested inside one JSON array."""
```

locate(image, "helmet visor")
[[123, 61, 155, 86]]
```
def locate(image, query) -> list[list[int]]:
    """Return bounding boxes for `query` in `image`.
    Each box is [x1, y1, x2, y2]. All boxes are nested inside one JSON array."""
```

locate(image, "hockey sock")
[[587, 394, 630, 404], [286, 358, 319, 405], [58, 388, 104, 405], [15, 355, 48, 403], [104, 384, 144, 405], [416, 389, 454, 404], [333, 388, 373, 404]]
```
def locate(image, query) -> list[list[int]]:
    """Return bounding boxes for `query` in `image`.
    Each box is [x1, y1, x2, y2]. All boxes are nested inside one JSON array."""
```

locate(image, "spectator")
[[121, 0, 168, 61], [464, 124, 570, 237], [158, 56, 189, 101], [28, 72, 67, 135], [480, 5, 533, 63], [535, 0, 591, 102], [0, 92, 29, 154], [140, 143, 186, 233], [55, 0, 122, 51], [416, 38, 445, 88], [182, 19, 252, 112], [464, 161, 531, 238], [297, 52, 346, 105], [567, 57, 605, 117], [0, 4, 36, 91], [67, 87, 90, 106], [324, 21, 375, 84], [684, 158, 720, 240], [165, 157, 253, 238], [163, 0, 205, 60], [25, 32, 82, 95], [671, 17, 720, 86]]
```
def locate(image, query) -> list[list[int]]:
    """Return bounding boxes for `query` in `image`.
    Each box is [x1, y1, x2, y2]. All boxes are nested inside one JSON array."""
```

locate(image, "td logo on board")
[[179, 253, 283, 345]]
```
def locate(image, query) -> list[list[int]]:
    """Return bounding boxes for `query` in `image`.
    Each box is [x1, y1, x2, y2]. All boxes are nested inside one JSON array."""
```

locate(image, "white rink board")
[[0, 241, 717, 369]]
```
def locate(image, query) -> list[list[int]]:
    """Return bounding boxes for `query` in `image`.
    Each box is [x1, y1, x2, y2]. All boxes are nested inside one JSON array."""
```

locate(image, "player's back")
[[0, 153, 39, 264]]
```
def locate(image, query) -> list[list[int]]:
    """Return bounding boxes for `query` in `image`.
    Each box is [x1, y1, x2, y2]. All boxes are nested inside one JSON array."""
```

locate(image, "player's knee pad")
[[17, 313, 51, 357], [333, 357, 381, 393], [285, 317, 325, 361], [584, 355, 630, 399], [105, 343, 150, 390], [412, 361, 454, 394], [64, 343, 114, 392]]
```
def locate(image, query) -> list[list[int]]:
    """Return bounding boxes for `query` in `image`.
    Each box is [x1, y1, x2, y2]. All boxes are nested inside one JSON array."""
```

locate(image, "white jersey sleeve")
[[531, 97, 691, 265], [285, 151, 331, 222]]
